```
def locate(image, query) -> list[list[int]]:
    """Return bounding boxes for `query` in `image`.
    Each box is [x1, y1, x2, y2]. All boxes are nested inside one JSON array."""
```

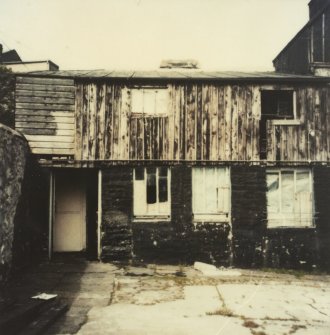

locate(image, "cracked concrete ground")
[[5, 258, 330, 335]]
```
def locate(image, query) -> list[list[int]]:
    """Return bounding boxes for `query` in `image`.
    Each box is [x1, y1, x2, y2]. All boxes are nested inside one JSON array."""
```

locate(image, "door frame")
[[48, 169, 102, 259]]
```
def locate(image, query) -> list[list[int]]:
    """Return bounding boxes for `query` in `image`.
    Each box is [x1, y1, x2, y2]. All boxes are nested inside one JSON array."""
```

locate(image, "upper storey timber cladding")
[[14, 71, 330, 162], [15, 76, 75, 155]]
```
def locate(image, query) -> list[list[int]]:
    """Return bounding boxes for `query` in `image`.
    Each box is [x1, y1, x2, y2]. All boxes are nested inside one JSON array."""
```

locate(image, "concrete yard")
[[5, 258, 330, 335]]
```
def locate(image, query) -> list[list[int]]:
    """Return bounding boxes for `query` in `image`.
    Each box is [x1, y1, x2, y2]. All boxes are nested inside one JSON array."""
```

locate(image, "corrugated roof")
[[17, 69, 330, 81]]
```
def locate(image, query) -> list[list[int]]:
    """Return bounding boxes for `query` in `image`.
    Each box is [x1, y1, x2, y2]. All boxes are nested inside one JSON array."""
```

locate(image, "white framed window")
[[192, 167, 231, 222], [266, 169, 314, 228], [133, 167, 171, 221], [131, 88, 168, 116]]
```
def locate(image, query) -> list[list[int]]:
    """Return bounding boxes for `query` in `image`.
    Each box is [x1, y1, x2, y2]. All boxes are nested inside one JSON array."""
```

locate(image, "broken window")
[[266, 169, 313, 228], [131, 88, 168, 115], [260, 90, 295, 159], [192, 167, 231, 222], [133, 167, 171, 220]]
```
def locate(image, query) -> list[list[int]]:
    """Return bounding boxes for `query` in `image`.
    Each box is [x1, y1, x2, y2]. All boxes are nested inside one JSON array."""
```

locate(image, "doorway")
[[53, 171, 86, 252], [52, 170, 98, 258]]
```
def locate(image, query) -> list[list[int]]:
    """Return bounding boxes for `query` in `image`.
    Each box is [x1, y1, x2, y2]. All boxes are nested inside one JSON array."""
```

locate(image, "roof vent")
[[160, 59, 199, 69]]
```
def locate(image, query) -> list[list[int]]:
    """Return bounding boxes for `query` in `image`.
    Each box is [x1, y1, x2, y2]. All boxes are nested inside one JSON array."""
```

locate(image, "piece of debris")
[[125, 267, 155, 277], [194, 262, 241, 277], [31, 293, 58, 301]]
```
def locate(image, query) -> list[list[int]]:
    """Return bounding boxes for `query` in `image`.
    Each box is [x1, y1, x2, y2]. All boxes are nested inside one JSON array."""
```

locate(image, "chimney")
[[308, 0, 330, 19], [160, 59, 199, 69]]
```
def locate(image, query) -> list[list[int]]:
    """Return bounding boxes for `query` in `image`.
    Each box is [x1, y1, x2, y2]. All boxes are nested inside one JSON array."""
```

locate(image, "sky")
[[0, 0, 310, 71]]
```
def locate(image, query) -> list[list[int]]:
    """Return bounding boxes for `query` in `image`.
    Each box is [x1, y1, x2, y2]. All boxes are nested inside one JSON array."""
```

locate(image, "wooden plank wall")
[[267, 86, 330, 161], [75, 82, 262, 161], [75, 82, 330, 162], [15, 76, 75, 155], [19, 79, 326, 162]]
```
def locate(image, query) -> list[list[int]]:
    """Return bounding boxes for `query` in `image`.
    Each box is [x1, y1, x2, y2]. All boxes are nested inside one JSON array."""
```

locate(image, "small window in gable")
[[131, 88, 168, 116], [192, 167, 231, 222], [266, 169, 313, 228], [133, 167, 171, 220]]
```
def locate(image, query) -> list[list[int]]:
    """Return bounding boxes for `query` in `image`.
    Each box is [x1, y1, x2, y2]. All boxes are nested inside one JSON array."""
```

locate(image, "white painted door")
[[53, 172, 86, 252]]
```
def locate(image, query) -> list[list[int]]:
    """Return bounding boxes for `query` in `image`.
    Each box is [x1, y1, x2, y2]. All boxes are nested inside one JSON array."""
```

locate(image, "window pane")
[[158, 176, 168, 203], [146, 168, 156, 204], [135, 167, 144, 180], [216, 168, 229, 213], [193, 168, 204, 213], [131, 89, 143, 113], [144, 90, 156, 114], [205, 168, 217, 212], [159, 166, 168, 177], [267, 172, 280, 213], [156, 90, 168, 114], [296, 171, 310, 193], [295, 171, 312, 226], [281, 172, 294, 213]]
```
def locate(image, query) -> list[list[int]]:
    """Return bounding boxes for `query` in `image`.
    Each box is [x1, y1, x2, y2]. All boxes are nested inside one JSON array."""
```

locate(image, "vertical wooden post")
[[48, 171, 55, 260], [97, 169, 102, 260]]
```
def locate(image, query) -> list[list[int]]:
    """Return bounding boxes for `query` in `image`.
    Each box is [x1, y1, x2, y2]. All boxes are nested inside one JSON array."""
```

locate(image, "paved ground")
[[5, 258, 330, 335]]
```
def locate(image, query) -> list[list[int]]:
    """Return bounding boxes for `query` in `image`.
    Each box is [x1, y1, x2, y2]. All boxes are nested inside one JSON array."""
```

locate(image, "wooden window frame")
[[261, 89, 298, 123], [133, 167, 171, 222], [266, 168, 314, 229], [131, 88, 169, 117], [192, 167, 231, 223]]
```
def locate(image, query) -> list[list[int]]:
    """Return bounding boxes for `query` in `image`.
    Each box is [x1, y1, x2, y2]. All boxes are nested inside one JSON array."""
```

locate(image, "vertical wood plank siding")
[[72, 82, 330, 162], [75, 83, 330, 161], [15, 76, 75, 155]]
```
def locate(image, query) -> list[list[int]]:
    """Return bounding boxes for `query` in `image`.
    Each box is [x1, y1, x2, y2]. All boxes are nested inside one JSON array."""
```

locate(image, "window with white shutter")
[[192, 167, 231, 222]]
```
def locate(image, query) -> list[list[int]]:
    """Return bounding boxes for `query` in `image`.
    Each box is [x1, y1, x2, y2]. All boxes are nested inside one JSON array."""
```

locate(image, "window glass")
[[205, 168, 217, 213], [131, 89, 143, 114], [267, 169, 313, 228], [135, 167, 144, 180], [281, 171, 294, 213], [158, 176, 168, 203], [296, 171, 310, 194], [131, 89, 168, 115], [267, 172, 280, 213], [133, 167, 171, 219], [144, 90, 156, 115], [156, 89, 168, 114], [146, 167, 156, 204], [193, 168, 204, 213]]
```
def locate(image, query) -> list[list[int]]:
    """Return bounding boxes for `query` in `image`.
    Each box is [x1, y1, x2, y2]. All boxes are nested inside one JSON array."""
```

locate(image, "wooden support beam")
[[97, 169, 102, 260]]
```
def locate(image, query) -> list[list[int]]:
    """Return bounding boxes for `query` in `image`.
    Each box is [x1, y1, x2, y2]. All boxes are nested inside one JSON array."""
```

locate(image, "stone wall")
[[0, 124, 29, 284]]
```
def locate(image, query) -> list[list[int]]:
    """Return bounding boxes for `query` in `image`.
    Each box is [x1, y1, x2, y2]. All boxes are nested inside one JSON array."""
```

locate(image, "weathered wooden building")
[[13, 68, 330, 270], [11, 0, 330, 270]]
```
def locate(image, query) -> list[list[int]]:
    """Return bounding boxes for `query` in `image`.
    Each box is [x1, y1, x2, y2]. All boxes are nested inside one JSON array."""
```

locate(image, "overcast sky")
[[0, 0, 310, 71]]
